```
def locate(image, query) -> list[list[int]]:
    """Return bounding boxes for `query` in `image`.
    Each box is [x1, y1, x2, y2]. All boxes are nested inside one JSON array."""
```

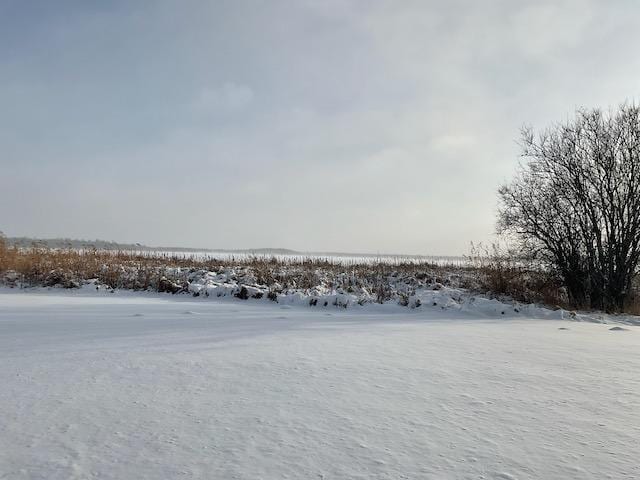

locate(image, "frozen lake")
[[131, 250, 468, 267]]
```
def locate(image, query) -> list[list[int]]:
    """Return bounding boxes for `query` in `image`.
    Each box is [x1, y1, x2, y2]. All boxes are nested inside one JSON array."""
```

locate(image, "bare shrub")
[[499, 104, 640, 312], [467, 243, 524, 297], [235, 286, 249, 300], [466, 242, 566, 307]]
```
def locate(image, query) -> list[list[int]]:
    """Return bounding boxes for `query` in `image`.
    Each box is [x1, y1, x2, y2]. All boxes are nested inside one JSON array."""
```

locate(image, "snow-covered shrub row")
[[181, 266, 455, 309], [179, 268, 583, 319], [0, 245, 580, 315], [1, 254, 470, 309]]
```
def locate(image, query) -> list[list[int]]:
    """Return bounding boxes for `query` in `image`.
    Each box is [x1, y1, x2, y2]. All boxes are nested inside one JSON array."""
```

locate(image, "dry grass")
[[0, 238, 463, 294], [5, 236, 634, 314], [0, 237, 206, 289]]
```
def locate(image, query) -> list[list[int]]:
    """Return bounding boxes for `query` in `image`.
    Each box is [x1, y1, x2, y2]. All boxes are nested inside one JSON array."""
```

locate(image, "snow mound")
[[181, 270, 601, 322]]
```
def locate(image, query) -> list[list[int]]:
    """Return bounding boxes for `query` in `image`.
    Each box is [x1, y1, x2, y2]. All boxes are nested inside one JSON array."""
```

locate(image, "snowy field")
[[1, 289, 639, 479]]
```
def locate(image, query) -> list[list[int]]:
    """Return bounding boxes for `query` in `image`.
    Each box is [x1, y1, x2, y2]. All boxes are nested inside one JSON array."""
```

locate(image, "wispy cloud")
[[195, 83, 254, 114]]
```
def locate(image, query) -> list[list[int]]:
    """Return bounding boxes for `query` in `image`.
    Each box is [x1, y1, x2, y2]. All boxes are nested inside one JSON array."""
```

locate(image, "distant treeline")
[[6, 237, 148, 251], [3, 237, 300, 255]]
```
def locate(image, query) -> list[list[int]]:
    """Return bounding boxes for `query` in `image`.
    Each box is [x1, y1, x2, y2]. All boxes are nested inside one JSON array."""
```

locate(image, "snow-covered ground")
[[1, 289, 639, 479]]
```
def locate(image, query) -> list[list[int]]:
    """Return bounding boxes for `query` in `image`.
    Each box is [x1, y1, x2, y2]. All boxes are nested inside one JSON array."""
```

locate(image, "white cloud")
[[510, 0, 596, 58]]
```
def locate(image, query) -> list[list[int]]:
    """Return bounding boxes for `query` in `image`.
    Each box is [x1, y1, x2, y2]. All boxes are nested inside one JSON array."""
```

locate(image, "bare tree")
[[498, 104, 640, 312]]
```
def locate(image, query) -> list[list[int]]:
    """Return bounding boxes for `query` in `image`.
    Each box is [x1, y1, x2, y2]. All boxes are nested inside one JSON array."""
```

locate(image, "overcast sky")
[[2, 0, 639, 255]]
